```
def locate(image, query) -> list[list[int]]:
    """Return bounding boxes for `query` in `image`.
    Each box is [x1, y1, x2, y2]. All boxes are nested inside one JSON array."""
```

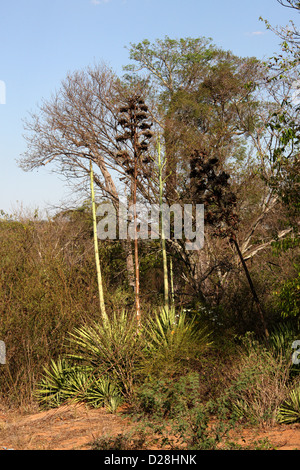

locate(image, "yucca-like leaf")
[[67, 310, 141, 365], [66, 310, 145, 395], [35, 357, 73, 408], [35, 357, 122, 411], [89, 378, 123, 412], [269, 321, 299, 358], [144, 306, 212, 366], [277, 386, 300, 424]]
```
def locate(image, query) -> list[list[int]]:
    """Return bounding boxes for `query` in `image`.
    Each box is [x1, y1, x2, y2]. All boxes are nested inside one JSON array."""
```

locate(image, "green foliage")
[[222, 334, 291, 426], [276, 267, 300, 318], [133, 372, 238, 450], [142, 306, 212, 377], [125, 36, 216, 99], [67, 310, 144, 397], [269, 320, 300, 359], [35, 358, 122, 412], [135, 372, 201, 418], [35, 306, 211, 413], [271, 237, 300, 255], [277, 386, 300, 424]]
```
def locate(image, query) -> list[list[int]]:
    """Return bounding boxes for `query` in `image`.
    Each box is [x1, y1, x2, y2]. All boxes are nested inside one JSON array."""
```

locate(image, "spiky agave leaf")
[[68, 311, 140, 362], [88, 376, 123, 412], [144, 306, 212, 360], [269, 321, 299, 358], [277, 387, 300, 424], [138, 307, 212, 384], [35, 358, 91, 408], [35, 357, 122, 411], [66, 310, 145, 394]]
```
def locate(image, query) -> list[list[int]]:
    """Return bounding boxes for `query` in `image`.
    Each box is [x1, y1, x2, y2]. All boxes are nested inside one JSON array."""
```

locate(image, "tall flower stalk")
[[116, 94, 153, 325], [157, 136, 169, 311], [90, 160, 108, 323]]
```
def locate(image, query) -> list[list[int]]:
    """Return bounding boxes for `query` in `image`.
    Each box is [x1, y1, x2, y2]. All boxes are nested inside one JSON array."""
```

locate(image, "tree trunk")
[[230, 234, 269, 339], [124, 237, 135, 290]]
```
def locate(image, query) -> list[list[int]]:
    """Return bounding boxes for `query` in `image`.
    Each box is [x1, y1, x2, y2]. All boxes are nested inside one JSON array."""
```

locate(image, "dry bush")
[[0, 209, 105, 405], [222, 334, 291, 426]]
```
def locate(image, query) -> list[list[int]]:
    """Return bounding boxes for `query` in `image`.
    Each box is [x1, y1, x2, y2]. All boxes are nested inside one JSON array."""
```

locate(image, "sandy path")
[[1, 404, 300, 450]]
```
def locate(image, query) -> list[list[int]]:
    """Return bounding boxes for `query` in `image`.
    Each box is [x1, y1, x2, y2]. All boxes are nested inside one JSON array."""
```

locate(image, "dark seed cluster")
[[190, 149, 239, 237]]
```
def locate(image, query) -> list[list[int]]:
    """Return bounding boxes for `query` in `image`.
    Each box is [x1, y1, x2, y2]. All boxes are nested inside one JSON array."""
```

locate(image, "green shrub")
[[67, 310, 144, 397], [223, 334, 291, 426], [35, 357, 122, 412], [135, 373, 201, 418], [132, 372, 238, 450], [141, 306, 212, 378], [275, 266, 300, 319], [277, 386, 300, 424]]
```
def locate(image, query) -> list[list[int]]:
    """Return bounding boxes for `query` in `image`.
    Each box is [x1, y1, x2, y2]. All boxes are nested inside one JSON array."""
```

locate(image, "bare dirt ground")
[[0, 403, 300, 450], [0, 404, 132, 450]]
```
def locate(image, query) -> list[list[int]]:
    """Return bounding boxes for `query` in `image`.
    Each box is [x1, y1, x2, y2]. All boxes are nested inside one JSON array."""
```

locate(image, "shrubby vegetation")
[[0, 0, 299, 450]]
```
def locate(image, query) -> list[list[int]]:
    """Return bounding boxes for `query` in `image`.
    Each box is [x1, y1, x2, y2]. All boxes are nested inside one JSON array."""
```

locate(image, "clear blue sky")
[[0, 0, 297, 215]]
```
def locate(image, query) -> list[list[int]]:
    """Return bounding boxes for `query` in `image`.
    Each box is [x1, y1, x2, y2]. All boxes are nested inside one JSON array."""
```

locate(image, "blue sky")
[[0, 0, 297, 215]]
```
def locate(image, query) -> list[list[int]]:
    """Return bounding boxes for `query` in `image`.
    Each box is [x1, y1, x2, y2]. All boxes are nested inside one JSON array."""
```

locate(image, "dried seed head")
[[141, 130, 153, 139], [116, 134, 127, 142], [116, 150, 129, 159], [139, 142, 149, 151], [125, 168, 134, 176], [139, 104, 148, 112], [139, 122, 152, 130], [118, 117, 127, 126], [135, 111, 148, 121]]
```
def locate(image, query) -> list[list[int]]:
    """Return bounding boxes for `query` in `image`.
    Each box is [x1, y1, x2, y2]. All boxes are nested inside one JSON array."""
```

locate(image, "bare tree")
[[277, 0, 300, 11], [20, 65, 120, 203], [19, 63, 157, 290]]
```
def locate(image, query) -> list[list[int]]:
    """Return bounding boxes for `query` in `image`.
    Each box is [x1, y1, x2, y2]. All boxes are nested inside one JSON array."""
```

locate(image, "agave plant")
[[67, 310, 145, 396], [277, 386, 300, 424], [146, 306, 211, 351], [142, 306, 212, 377], [35, 357, 71, 409], [35, 357, 122, 412], [269, 321, 299, 358]]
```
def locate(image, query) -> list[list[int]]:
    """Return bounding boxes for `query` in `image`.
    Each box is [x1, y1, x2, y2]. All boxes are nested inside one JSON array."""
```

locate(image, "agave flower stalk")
[[157, 136, 169, 311], [170, 256, 175, 308], [116, 94, 153, 326], [90, 160, 108, 323], [133, 137, 141, 325]]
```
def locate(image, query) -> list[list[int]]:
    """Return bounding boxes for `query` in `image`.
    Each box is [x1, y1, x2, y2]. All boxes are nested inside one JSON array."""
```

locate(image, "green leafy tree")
[[124, 36, 217, 202]]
